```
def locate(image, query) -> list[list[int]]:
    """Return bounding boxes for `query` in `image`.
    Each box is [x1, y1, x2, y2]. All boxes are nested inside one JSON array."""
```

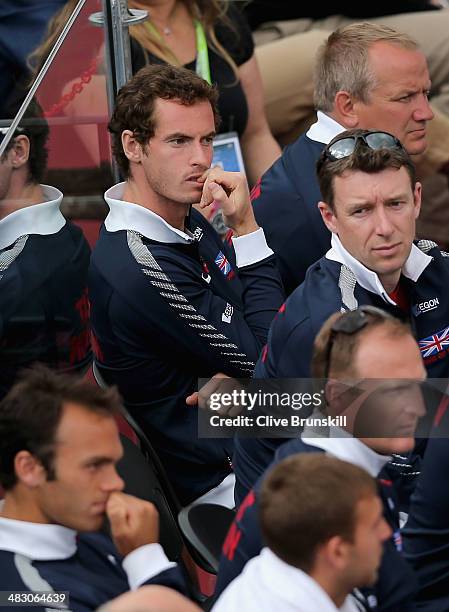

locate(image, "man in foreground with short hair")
[[89, 64, 284, 504], [252, 22, 442, 295], [0, 366, 185, 610], [217, 307, 426, 611], [214, 454, 391, 612]]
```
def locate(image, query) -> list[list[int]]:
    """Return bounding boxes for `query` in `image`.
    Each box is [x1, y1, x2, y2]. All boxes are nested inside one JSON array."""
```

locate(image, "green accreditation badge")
[[144, 18, 211, 85], [194, 20, 212, 85]]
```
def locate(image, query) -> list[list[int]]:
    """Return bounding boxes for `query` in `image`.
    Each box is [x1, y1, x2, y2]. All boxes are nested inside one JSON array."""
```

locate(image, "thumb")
[[186, 391, 198, 406]]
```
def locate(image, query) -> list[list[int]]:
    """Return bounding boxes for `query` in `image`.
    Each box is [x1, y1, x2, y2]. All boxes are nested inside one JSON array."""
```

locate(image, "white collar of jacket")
[[301, 429, 390, 478], [251, 548, 358, 612], [326, 234, 432, 306], [306, 111, 345, 145], [0, 508, 76, 560], [0, 185, 65, 251], [104, 182, 195, 244]]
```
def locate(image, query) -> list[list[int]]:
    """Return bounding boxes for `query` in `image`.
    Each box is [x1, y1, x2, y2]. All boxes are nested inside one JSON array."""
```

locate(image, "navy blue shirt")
[[252, 134, 327, 296], [0, 532, 186, 612], [233, 240, 449, 501], [403, 404, 449, 611], [0, 210, 91, 399], [89, 191, 284, 504]]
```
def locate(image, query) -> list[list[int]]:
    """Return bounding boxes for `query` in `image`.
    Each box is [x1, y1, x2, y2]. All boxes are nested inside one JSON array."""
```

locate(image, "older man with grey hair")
[[251, 21, 437, 296]]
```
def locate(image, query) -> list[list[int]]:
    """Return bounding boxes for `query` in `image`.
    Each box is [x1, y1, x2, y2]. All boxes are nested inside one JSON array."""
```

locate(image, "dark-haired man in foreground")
[[89, 64, 284, 505], [0, 366, 185, 610]]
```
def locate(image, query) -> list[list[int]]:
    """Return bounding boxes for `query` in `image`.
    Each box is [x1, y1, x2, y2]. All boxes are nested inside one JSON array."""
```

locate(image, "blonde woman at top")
[[128, 0, 281, 184]]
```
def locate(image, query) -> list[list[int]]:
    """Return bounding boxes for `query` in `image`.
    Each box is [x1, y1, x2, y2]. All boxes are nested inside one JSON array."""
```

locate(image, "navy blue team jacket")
[[403, 403, 449, 611], [0, 532, 186, 612], [233, 241, 449, 501], [252, 134, 327, 296], [89, 206, 284, 504], [256, 241, 449, 380], [0, 222, 91, 399], [216, 439, 417, 611]]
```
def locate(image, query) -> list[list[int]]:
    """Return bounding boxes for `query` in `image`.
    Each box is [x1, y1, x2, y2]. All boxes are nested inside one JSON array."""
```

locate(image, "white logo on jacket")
[[413, 298, 439, 316], [222, 303, 234, 323]]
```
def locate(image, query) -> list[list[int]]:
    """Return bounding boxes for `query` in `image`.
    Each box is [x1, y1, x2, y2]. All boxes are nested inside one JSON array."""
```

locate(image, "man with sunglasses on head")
[[251, 21, 443, 297], [258, 129, 449, 380], [232, 128, 449, 508], [217, 307, 427, 611]]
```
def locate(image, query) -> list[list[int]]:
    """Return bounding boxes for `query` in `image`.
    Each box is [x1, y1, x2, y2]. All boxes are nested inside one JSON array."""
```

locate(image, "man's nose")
[[102, 467, 125, 493], [413, 94, 434, 123], [374, 208, 395, 237], [413, 396, 427, 418], [190, 141, 212, 168], [381, 517, 393, 542]]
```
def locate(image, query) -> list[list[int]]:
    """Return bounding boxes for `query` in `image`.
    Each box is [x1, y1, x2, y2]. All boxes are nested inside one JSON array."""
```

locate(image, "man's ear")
[[322, 535, 351, 571], [318, 201, 338, 233], [9, 135, 30, 169], [333, 91, 359, 128], [121, 130, 145, 164], [413, 181, 422, 219], [14, 451, 47, 488]]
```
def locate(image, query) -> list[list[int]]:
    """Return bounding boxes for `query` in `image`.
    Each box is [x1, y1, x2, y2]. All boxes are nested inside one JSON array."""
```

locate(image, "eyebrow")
[[345, 200, 374, 213], [385, 193, 410, 202], [345, 193, 410, 211], [394, 83, 431, 97], [163, 131, 216, 140], [82, 455, 120, 466]]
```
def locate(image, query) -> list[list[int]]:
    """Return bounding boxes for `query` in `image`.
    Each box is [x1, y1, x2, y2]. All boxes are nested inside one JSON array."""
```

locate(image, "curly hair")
[[108, 63, 220, 178]]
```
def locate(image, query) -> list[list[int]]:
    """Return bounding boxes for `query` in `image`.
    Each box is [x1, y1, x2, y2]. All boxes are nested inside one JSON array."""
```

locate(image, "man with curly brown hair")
[[89, 64, 284, 505]]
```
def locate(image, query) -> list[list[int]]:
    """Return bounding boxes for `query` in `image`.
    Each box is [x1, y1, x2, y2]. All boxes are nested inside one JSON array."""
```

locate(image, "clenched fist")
[[199, 168, 258, 237], [106, 492, 159, 557]]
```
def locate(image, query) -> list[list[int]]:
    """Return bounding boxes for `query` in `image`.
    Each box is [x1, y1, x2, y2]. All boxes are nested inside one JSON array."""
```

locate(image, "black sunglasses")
[[324, 306, 394, 380], [323, 131, 404, 162]]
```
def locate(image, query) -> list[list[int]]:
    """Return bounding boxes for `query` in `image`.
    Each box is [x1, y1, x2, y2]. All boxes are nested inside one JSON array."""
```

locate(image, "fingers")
[[186, 391, 199, 406], [205, 181, 228, 208], [107, 492, 159, 557], [199, 169, 243, 209], [195, 374, 244, 417], [106, 492, 129, 535], [187, 374, 231, 410]]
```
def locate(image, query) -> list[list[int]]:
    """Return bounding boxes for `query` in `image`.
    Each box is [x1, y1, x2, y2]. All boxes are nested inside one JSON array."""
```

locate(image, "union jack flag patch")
[[215, 250, 231, 277], [393, 529, 402, 552], [419, 326, 449, 358]]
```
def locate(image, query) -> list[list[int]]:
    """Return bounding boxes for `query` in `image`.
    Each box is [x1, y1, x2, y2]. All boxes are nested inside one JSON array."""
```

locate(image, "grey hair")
[[314, 22, 418, 112]]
